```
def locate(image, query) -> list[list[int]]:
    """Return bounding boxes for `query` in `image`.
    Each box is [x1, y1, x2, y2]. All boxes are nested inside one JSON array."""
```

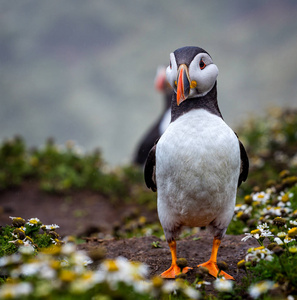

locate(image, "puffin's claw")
[[197, 261, 234, 280], [160, 265, 192, 279]]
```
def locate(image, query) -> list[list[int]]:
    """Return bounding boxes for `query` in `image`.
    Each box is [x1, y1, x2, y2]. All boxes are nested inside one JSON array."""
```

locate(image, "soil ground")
[[0, 180, 258, 288]]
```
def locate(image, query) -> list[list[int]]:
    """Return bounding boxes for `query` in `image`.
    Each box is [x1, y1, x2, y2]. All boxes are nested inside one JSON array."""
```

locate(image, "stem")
[[244, 268, 250, 286], [217, 269, 221, 278], [278, 256, 290, 279]]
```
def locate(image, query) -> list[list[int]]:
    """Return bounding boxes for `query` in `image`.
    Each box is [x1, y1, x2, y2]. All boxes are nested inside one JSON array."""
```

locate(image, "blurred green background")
[[1, 0, 297, 165]]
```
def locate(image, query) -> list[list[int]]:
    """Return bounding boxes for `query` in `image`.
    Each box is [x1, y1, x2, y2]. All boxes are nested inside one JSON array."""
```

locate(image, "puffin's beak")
[[176, 64, 190, 106]]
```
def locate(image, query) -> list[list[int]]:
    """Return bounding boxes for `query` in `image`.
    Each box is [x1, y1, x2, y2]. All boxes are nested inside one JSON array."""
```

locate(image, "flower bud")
[[244, 195, 253, 205], [176, 258, 188, 269], [289, 246, 297, 254], [272, 246, 284, 256], [217, 261, 228, 272], [196, 266, 209, 278], [237, 259, 246, 270], [288, 227, 297, 238], [273, 217, 286, 227], [267, 242, 278, 251], [175, 273, 187, 279], [88, 247, 106, 262]]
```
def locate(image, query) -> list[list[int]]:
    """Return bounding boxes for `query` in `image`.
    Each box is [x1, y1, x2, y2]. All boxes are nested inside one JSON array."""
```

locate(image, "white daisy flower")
[[252, 192, 271, 204], [277, 232, 287, 239], [213, 277, 233, 292], [274, 237, 284, 245], [0, 254, 21, 267], [248, 280, 274, 299], [241, 223, 273, 242], [261, 206, 282, 216], [290, 220, 297, 226], [18, 244, 35, 255], [196, 281, 211, 288], [43, 224, 60, 230], [183, 286, 201, 299], [284, 237, 296, 244], [277, 192, 293, 202], [0, 282, 33, 298], [246, 247, 273, 262], [27, 218, 41, 226]]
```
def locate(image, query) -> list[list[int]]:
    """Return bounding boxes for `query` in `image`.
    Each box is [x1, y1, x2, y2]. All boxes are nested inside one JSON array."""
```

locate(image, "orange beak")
[[176, 64, 190, 106]]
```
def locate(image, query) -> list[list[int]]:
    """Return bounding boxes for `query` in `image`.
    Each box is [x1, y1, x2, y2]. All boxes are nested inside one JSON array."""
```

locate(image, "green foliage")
[[0, 136, 29, 190], [237, 108, 297, 193], [250, 254, 297, 285], [0, 240, 200, 299], [0, 226, 17, 257], [151, 241, 161, 248], [0, 137, 150, 203], [0, 217, 62, 258], [228, 171, 297, 236]]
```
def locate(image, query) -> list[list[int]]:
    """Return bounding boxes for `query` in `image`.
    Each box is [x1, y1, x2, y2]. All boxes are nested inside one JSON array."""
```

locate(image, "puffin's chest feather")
[[155, 109, 240, 228], [156, 109, 240, 177]]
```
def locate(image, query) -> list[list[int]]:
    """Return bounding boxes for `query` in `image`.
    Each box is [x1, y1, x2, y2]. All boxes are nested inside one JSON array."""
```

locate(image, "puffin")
[[144, 46, 249, 280], [133, 66, 172, 166]]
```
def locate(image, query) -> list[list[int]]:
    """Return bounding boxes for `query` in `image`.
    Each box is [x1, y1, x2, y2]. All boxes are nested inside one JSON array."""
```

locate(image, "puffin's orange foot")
[[160, 265, 192, 279], [197, 261, 234, 280]]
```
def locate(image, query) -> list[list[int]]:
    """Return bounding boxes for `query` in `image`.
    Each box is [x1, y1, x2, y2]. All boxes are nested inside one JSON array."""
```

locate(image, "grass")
[[0, 217, 61, 257], [0, 107, 297, 299]]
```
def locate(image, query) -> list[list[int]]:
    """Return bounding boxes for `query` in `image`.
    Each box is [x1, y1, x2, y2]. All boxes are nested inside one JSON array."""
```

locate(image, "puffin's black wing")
[[144, 140, 158, 192], [238, 139, 249, 187], [133, 123, 160, 165]]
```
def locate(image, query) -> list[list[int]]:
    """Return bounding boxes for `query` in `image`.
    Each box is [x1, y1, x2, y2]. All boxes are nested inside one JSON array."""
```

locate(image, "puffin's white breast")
[[156, 109, 240, 230]]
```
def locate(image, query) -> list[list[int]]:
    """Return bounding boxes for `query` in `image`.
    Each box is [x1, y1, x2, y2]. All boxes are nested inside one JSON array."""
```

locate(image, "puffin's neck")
[[170, 82, 223, 122]]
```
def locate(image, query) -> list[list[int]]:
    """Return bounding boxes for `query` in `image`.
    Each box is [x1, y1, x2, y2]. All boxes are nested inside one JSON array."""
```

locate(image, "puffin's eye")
[[199, 59, 206, 70]]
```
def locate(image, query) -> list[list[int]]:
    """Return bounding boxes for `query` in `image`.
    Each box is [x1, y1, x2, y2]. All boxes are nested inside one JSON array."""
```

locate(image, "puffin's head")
[[166, 46, 219, 106]]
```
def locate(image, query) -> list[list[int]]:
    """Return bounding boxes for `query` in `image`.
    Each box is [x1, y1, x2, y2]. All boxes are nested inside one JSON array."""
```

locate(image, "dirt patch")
[[0, 181, 258, 288], [79, 232, 257, 284], [0, 180, 158, 237]]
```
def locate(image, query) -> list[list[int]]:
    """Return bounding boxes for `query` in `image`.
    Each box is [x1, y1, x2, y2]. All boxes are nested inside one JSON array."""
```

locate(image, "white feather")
[[188, 53, 219, 97], [156, 109, 240, 241], [158, 108, 171, 135]]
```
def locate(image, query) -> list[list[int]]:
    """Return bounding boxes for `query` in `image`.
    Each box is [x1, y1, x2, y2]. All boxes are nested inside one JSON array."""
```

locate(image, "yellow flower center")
[[251, 229, 261, 235], [105, 260, 119, 272], [254, 246, 265, 251], [41, 245, 61, 255], [237, 260, 246, 269], [82, 271, 93, 280], [50, 260, 61, 270], [138, 216, 146, 225], [281, 194, 289, 202], [236, 211, 243, 218], [60, 270, 76, 282], [288, 227, 297, 238], [152, 276, 163, 288]]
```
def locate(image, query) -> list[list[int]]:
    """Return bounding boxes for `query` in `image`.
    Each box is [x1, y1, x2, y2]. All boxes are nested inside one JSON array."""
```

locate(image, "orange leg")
[[197, 237, 234, 280], [160, 240, 192, 278]]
